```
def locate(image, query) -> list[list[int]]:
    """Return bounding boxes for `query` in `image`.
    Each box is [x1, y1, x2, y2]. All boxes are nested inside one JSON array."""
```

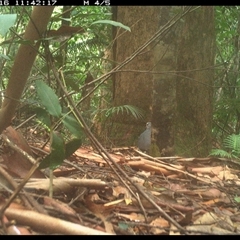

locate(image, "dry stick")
[[4, 207, 112, 235], [0, 166, 31, 208]]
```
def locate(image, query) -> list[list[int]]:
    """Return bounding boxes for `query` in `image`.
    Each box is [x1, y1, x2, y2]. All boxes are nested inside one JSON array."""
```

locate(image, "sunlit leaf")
[[92, 20, 131, 32], [0, 14, 17, 36], [234, 196, 240, 203]]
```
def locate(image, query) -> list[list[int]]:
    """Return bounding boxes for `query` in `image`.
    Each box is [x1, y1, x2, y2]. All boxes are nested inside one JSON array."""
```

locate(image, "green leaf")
[[65, 138, 82, 159], [234, 196, 240, 203], [39, 131, 65, 169], [0, 54, 10, 60], [35, 107, 51, 129], [0, 14, 17, 36], [118, 222, 129, 230], [62, 114, 83, 138], [35, 80, 62, 118], [91, 20, 131, 32]]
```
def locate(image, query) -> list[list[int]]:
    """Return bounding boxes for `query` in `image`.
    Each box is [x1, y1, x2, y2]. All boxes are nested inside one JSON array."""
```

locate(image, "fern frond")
[[209, 149, 233, 158], [223, 134, 240, 156], [105, 105, 145, 120]]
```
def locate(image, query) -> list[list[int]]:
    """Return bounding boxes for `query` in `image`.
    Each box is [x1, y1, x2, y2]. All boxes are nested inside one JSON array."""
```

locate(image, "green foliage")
[[106, 105, 144, 119], [213, 6, 240, 143], [0, 6, 120, 169], [91, 20, 131, 32], [94, 105, 145, 122], [234, 196, 240, 203], [35, 80, 62, 118], [35, 107, 51, 130], [35, 80, 83, 170], [0, 14, 17, 36], [62, 114, 83, 139], [64, 138, 82, 159], [39, 131, 65, 169], [210, 134, 240, 159]]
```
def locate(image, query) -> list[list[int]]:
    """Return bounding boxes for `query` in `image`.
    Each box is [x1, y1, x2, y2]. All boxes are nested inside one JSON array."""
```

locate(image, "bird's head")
[[146, 122, 151, 129]]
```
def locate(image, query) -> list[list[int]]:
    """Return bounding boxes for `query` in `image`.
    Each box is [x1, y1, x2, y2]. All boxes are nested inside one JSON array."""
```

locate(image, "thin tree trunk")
[[0, 6, 54, 134]]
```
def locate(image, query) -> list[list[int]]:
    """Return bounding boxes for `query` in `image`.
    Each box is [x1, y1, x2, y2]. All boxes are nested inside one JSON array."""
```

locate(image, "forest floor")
[[0, 126, 240, 235]]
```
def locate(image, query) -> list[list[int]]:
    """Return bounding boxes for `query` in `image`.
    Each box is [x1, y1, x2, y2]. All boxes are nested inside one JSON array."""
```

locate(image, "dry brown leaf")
[[150, 217, 169, 234], [197, 188, 221, 199], [1, 126, 44, 178], [169, 223, 181, 235], [216, 215, 234, 232], [194, 212, 218, 225], [130, 176, 145, 185], [137, 170, 151, 178], [218, 169, 238, 181], [202, 199, 221, 206], [186, 225, 234, 234], [112, 186, 132, 205], [112, 186, 129, 197]]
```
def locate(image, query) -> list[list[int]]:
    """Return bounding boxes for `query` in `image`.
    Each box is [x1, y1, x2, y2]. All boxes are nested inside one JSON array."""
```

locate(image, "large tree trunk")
[[151, 7, 182, 156], [110, 6, 161, 147], [175, 6, 215, 157], [107, 6, 215, 157]]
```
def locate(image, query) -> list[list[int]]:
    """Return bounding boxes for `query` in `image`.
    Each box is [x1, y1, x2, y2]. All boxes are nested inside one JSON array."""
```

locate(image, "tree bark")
[[175, 6, 215, 157], [110, 6, 161, 147]]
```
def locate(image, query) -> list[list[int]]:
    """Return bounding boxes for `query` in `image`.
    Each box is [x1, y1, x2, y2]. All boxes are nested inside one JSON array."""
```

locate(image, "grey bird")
[[138, 122, 151, 152]]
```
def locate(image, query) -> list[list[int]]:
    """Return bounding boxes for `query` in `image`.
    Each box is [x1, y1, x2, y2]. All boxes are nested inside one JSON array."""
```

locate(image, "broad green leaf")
[[39, 131, 65, 169], [35, 107, 51, 129], [91, 20, 131, 32], [0, 14, 17, 36], [234, 196, 240, 203], [65, 138, 82, 159], [62, 114, 83, 138], [35, 80, 62, 118]]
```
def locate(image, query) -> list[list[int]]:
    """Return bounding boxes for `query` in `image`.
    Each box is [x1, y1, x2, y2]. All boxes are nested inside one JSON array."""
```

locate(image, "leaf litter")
[[0, 127, 240, 234]]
